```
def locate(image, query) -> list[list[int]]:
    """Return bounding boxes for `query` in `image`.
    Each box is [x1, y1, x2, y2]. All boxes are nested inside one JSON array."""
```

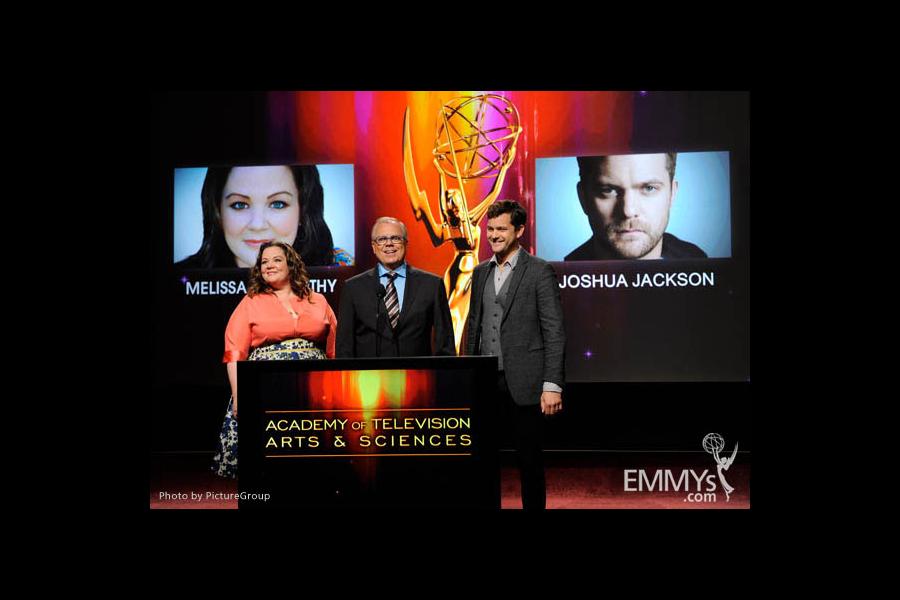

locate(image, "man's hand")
[[541, 391, 562, 415]]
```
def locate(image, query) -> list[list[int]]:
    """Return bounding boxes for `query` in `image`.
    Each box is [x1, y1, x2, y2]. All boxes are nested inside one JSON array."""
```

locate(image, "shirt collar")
[[490, 247, 522, 269], [378, 262, 408, 278]]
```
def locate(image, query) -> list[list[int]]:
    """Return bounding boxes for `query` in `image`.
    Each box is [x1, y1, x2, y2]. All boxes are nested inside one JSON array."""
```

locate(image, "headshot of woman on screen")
[[177, 165, 353, 268]]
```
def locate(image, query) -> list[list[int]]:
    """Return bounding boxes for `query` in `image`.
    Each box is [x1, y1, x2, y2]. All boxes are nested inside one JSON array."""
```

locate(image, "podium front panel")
[[238, 356, 499, 509]]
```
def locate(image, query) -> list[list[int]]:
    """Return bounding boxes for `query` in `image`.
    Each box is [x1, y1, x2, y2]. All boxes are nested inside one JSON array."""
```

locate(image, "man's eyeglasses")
[[372, 236, 406, 246]]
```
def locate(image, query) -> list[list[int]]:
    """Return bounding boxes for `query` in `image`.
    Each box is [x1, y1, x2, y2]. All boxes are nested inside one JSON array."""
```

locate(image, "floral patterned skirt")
[[212, 338, 326, 479]]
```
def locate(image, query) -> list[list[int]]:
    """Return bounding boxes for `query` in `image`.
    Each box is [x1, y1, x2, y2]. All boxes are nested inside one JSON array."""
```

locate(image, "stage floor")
[[151, 450, 749, 509]]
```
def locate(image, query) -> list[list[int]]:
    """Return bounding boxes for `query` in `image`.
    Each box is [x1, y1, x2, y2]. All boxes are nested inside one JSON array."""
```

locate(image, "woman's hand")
[[232, 396, 238, 420]]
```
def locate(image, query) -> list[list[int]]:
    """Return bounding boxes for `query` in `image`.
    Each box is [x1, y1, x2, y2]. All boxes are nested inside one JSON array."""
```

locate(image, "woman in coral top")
[[212, 241, 337, 479]]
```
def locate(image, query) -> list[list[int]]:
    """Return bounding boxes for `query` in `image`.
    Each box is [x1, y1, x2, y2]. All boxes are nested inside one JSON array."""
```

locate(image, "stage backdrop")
[[153, 90, 750, 454]]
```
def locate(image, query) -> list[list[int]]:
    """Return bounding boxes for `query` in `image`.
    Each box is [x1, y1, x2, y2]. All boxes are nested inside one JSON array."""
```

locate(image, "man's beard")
[[599, 218, 665, 259]]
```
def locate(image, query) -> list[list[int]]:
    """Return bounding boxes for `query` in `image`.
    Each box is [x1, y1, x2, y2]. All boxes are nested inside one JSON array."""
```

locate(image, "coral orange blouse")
[[223, 291, 337, 362]]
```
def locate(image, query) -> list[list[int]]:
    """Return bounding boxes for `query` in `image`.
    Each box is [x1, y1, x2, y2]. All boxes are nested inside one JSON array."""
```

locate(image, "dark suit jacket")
[[465, 250, 565, 406], [565, 232, 707, 261], [336, 265, 456, 358]]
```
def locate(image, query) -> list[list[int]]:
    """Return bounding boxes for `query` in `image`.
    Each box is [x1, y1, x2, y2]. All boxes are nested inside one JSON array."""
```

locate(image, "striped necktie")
[[384, 272, 400, 328]]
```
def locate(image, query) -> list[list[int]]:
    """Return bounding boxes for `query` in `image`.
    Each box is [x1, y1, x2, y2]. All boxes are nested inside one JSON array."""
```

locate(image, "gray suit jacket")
[[465, 250, 565, 405]]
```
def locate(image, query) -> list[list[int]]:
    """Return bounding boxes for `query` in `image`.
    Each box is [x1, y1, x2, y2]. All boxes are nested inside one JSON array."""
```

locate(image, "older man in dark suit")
[[337, 217, 455, 358]]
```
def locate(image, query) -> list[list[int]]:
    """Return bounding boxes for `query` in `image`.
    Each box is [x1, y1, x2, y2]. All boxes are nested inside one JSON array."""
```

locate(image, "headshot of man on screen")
[[566, 152, 707, 261], [177, 165, 354, 269]]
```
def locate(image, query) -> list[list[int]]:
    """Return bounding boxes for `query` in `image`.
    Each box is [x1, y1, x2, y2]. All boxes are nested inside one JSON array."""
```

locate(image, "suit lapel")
[[501, 251, 530, 325], [466, 264, 484, 353], [396, 265, 419, 330], [471, 263, 487, 321]]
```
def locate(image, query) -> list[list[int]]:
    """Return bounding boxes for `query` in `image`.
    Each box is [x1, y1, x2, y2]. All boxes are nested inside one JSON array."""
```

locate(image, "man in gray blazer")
[[465, 200, 565, 510]]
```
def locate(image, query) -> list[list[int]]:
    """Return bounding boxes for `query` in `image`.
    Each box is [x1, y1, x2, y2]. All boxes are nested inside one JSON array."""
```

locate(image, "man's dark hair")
[[577, 152, 677, 183], [486, 200, 527, 228]]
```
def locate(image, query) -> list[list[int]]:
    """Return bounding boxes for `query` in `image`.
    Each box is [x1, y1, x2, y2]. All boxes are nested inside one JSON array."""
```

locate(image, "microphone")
[[376, 286, 386, 322], [376, 286, 386, 357]]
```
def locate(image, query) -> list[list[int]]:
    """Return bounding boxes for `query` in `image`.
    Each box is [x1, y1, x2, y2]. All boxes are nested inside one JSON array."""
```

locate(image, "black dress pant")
[[498, 370, 546, 510]]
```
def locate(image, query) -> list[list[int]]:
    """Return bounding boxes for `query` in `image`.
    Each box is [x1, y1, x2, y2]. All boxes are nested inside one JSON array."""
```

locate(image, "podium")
[[238, 356, 499, 509]]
